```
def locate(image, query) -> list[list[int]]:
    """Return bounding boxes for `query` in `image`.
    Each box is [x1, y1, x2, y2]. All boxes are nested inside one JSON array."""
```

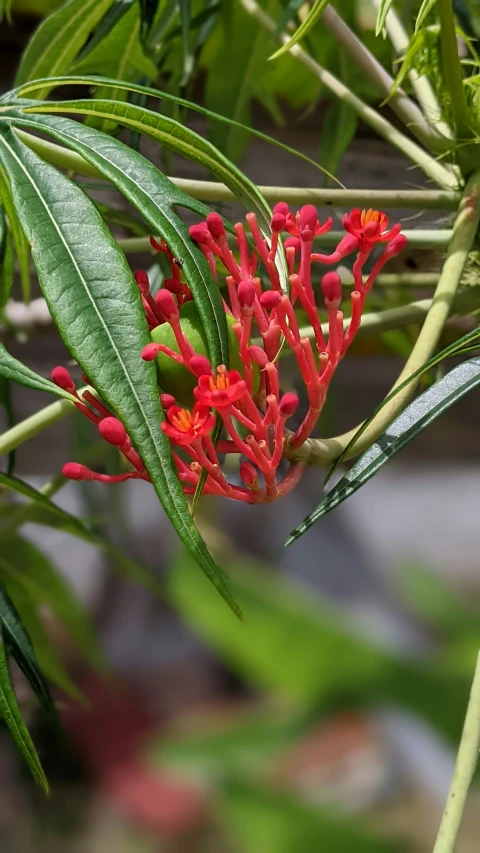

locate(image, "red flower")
[[343, 208, 401, 253], [194, 366, 246, 408], [161, 404, 215, 445], [284, 204, 333, 242]]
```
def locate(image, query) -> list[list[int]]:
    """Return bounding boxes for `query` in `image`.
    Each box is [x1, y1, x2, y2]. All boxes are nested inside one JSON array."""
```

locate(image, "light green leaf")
[[375, 0, 395, 36], [321, 99, 357, 180], [269, 0, 329, 61], [0, 129, 240, 618], [416, 0, 439, 31], [14, 0, 116, 98], [0, 623, 48, 791], [0, 471, 92, 540], [0, 344, 76, 403], [0, 215, 14, 309], [287, 356, 480, 543], [0, 536, 104, 673], [75, 0, 136, 62], [0, 170, 30, 303]]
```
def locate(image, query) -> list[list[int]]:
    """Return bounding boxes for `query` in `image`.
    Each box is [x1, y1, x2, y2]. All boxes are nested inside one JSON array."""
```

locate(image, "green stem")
[[438, 0, 472, 141], [16, 129, 461, 209], [118, 229, 455, 254], [240, 0, 459, 190], [0, 396, 76, 457], [433, 652, 480, 853], [322, 5, 451, 155], [373, 0, 453, 139], [286, 169, 480, 465]]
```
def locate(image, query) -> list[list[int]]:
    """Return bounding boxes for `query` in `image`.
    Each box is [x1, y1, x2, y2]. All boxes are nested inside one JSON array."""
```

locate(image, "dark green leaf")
[[179, 0, 193, 81], [287, 356, 480, 544], [139, 0, 158, 40], [321, 99, 357, 180], [0, 623, 48, 791], [269, 0, 329, 61], [0, 344, 76, 403], [275, 0, 305, 34], [0, 218, 14, 309], [0, 376, 15, 475], [76, 0, 136, 62], [14, 0, 116, 98], [0, 130, 240, 618], [0, 170, 31, 304]]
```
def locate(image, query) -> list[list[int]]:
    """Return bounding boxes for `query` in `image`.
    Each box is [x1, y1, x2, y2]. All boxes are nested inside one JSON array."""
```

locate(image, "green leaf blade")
[[269, 0, 329, 61]]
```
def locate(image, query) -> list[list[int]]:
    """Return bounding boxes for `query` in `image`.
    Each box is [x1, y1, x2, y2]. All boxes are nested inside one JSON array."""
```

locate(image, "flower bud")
[[279, 392, 299, 418], [160, 393, 176, 409], [141, 343, 162, 361], [240, 461, 258, 486], [134, 270, 149, 294], [206, 212, 225, 240], [248, 345, 269, 367], [189, 224, 212, 245], [238, 280, 256, 313], [384, 234, 408, 258], [321, 271, 342, 309], [63, 462, 93, 481], [163, 277, 183, 294], [335, 233, 358, 258], [51, 366, 76, 393], [284, 236, 300, 253], [98, 417, 128, 447], [270, 212, 286, 233], [273, 202, 289, 217], [298, 204, 318, 240], [260, 291, 281, 311], [190, 355, 212, 377], [155, 289, 179, 322]]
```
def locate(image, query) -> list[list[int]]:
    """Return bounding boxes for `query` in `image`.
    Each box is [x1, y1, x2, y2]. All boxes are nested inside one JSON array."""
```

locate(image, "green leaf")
[[416, 0, 439, 31], [375, 0, 395, 36], [14, 0, 116, 98], [3, 572, 86, 702], [0, 344, 77, 403], [0, 215, 14, 309], [0, 622, 48, 791], [0, 536, 105, 673], [179, 0, 193, 81], [0, 170, 30, 304], [269, 0, 329, 61], [0, 471, 92, 539], [75, 0, 136, 62], [0, 129, 241, 618], [275, 0, 305, 34], [321, 99, 357, 180], [0, 585, 58, 723], [287, 356, 480, 544], [0, 375, 15, 475]]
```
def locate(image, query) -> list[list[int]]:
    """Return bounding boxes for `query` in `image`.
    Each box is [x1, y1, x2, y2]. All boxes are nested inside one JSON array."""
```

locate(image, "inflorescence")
[[55, 204, 406, 504]]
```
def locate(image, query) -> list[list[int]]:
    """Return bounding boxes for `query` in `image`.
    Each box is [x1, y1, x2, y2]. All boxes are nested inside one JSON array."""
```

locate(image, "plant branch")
[[372, 0, 453, 138], [285, 168, 480, 465], [433, 651, 480, 853], [240, 0, 459, 189], [322, 5, 451, 154]]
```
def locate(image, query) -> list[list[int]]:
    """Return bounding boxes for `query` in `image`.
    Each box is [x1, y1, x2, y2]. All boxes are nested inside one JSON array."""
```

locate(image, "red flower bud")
[[298, 204, 318, 240], [160, 393, 176, 410], [155, 289, 179, 321], [248, 345, 269, 367], [63, 462, 93, 481], [384, 234, 408, 258], [240, 461, 258, 486], [260, 291, 281, 311], [273, 202, 289, 217], [98, 417, 128, 447], [190, 355, 212, 377], [322, 271, 342, 308], [134, 270, 150, 294], [163, 277, 183, 294], [189, 224, 212, 245], [51, 366, 76, 393], [270, 212, 286, 233], [335, 233, 358, 258], [141, 343, 162, 361], [279, 392, 299, 417], [206, 212, 225, 240], [284, 236, 300, 253], [238, 280, 256, 312]]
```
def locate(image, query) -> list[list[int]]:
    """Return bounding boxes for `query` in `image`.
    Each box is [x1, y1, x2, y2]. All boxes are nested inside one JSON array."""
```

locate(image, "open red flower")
[[343, 208, 401, 253], [194, 366, 246, 408], [161, 404, 215, 445]]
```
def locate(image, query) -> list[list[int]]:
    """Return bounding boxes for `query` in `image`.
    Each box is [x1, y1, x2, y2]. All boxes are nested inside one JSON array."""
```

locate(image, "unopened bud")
[[98, 417, 128, 447], [189, 224, 212, 245], [190, 355, 212, 377], [260, 291, 281, 311], [298, 204, 318, 240], [270, 212, 286, 233], [322, 271, 342, 309], [141, 343, 162, 361], [155, 289, 179, 321], [248, 345, 269, 367], [238, 280, 256, 313], [63, 462, 93, 481], [206, 212, 225, 240], [163, 277, 183, 294], [273, 202, 289, 217], [240, 461, 258, 486], [279, 392, 299, 418], [284, 236, 300, 253], [51, 366, 76, 393], [384, 234, 407, 258], [160, 393, 176, 409], [134, 270, 149, 294]]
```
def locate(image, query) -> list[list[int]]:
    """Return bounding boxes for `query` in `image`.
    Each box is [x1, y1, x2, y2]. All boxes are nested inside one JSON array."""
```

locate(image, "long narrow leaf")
[[0, 344, 76, 403], [76, 0, 136, 62], [375, 0, 395, 36], [0, 130, 241, 618], [269, 0, 329, 61], [0, 471, 92, 540], [0, 170, 31, 303], [416, 0, 438, 31], [286, 356, 480, 544]]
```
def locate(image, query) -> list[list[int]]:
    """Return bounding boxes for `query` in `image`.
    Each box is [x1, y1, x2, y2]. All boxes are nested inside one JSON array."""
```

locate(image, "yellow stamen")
[[360, 209, 387, 231], [209, 370, 230, 392]]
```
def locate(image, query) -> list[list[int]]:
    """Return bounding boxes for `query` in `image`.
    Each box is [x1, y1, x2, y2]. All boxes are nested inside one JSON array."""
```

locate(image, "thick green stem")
[[286, 169, 480, 465], [0, 396, 77, 457], [433, 652, 480, 853], [240, 0, 459, 190], [119, 229, 455, 254], [322, 5, 451, 155]]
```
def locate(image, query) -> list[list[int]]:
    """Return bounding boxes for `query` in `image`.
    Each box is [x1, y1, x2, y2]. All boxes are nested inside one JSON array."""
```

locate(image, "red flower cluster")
[[56, 205, 406, 503]]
